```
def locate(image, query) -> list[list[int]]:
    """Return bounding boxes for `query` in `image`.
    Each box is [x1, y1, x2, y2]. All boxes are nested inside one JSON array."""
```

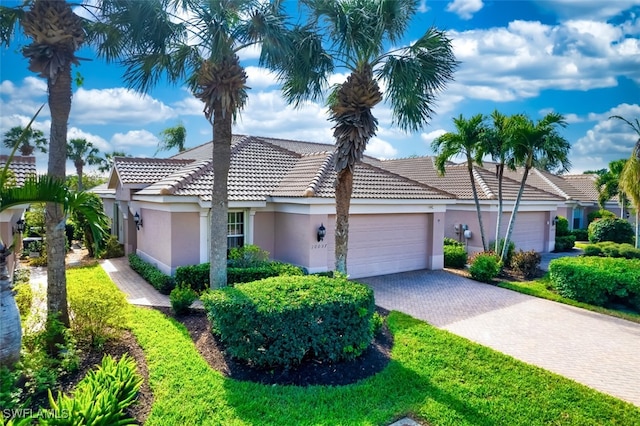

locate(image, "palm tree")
[[595, 159, 628, 217], [612, 115, 640, 248], [432, 114, 489, 251], [66, 138, 103, 191], [2, 126, 48, 156], [275, 0, 457, 274], [156, 123, 187, 155], [501, 112, 571, 261], [97, 150, 128, 174], [95, 0, 290, 288], [1, 0, 86, 340]]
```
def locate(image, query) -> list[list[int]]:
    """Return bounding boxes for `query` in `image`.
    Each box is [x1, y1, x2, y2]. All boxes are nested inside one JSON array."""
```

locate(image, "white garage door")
[[507, 212, 546, 252], [328, 214, 429, 279]]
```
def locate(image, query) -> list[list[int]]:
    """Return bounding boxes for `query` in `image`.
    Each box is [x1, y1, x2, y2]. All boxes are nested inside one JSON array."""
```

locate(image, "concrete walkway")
[[101, 257, 171, 307], [360, 270, 640, 407], [539, 248, 583, 270]]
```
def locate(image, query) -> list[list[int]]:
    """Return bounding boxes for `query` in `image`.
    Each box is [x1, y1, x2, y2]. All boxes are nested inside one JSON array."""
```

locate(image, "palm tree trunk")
[[209, 101, 230, 289], [0, 243, 21, 367], [468, 163, 488, 251], [501, 166, 531, 262], [335, 167, 353, 274], [494, 163, 504, 252], [76, 163, 83, 192], [636, 211, 639, 249], [46, 60, 71, 351]]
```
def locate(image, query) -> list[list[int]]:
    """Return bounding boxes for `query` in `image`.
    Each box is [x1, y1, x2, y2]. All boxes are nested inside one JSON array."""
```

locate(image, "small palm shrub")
[[510, 250, 541, 279], [469, 251, 502, 283], [202, 274, 375, 368], [170, 285, 198, 315], [444, 244, 467, 268], [588, 218, 634, 244]]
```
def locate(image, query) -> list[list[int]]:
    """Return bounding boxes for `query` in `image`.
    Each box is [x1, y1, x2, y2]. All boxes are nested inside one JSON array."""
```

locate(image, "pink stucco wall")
[[253, 211, 275, 256], [273, 212, 315, 268], [137, 208, 172, 271], [170, 212, 200, 269]]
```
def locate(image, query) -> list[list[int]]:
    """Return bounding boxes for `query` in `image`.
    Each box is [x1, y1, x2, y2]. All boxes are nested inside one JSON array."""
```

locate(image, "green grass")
[[126, 306, 639, 425], [498, 276, 640, 324]]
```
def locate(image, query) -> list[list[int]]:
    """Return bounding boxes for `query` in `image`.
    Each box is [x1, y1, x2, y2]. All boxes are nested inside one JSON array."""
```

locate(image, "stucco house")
[[0, 155, 36, 275]]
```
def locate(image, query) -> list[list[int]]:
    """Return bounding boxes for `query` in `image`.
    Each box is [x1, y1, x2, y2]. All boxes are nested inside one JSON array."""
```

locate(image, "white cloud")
[[245, 66, 278, 90], [111, 130, 159, 148], [446, 0, 484, 20], [420, 129, 447, 145], [67, 127, 111, 153], [533, 0, 639, 20], [417, 0, 429, 13], [365, 137, 398, 159], [72, 88, 176, 125]]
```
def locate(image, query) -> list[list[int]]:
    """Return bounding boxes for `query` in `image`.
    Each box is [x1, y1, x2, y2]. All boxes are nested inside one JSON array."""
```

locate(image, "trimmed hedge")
[[549, 257, 640, 309], [555, 216, 570, 237], [444, 244, 467, 268], [554, 235, 576, 252], [201, 275, 375, 368], [469, 251, 501, 283], [582, 242, 640, 259], [588, 218, 634, 244], [570, 228, 588, 241], [175, 261, 304, 292], [128, 254, 175, 294]]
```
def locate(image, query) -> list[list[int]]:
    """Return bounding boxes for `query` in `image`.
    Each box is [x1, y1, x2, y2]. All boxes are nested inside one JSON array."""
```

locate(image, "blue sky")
[[1, 0, 639, 175]]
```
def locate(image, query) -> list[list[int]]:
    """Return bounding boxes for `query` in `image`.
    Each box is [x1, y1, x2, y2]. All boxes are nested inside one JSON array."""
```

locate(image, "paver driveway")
[[360, 270, 640, 407]]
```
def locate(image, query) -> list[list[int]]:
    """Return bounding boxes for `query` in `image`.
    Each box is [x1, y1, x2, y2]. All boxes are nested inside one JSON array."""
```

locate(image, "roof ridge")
[[303, 152, 335, 197], [472, 167, 496, 200], [230, 135, 253, 156], [160, 159, 213, 195], [532, 168, 571, 200]]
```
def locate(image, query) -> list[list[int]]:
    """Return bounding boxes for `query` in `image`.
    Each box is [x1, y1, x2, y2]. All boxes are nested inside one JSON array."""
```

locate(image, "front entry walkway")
[[360, 270, 640, 407]]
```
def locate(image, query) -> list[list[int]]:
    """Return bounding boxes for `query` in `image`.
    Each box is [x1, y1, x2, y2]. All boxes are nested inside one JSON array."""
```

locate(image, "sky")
[[1, 0, 639, 176]]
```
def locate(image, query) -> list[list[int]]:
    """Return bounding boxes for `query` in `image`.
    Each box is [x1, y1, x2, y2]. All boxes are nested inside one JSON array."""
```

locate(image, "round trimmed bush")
[[469, 251, 502, 283], [201, 275, 375, 368], [555, 216, 570, 236], [588, 218, 634, 244]]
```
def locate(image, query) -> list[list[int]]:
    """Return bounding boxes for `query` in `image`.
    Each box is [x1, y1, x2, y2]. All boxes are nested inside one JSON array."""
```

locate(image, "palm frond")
[[67, 192, 110, 253], [0, 4, 25, 47], [0, 175, 68, 213]]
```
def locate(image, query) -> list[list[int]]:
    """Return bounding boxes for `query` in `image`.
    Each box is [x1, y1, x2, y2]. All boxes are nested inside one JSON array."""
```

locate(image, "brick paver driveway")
[[360, 270, 640, 407]]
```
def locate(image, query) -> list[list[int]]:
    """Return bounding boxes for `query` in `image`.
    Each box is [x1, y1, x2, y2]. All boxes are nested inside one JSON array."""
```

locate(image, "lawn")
[[126, 305, 639, 425]]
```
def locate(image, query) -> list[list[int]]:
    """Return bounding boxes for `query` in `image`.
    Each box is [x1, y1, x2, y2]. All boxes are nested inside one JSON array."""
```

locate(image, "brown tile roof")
[[381, 157, 562, 201], [111, 157, 194, 185], [0, 155, 36, 186], [561, 174, 600, 201]]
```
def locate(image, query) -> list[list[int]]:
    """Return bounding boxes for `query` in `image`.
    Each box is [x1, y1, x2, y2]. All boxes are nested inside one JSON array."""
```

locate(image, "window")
[[227, 211, 244, 249]]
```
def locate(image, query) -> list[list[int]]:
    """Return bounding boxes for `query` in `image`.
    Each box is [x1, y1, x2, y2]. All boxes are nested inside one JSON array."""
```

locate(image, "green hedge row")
[[583, 242, 640, 259], [549, 257, 640, 309], [201, 275, 375, 368], [175, 261, 304, 292], [554, 235, 576, 252], [444, 245, 467, 268], [128, 254, 175, 294]]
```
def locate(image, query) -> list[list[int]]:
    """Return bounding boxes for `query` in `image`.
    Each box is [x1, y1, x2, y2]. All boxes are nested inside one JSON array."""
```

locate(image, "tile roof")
[[381, 157, 562, 201], [111, 157, 194, 185], [0, 155, 36, 186], [496, 166, 598, 203], [561, 174, 600, 201]]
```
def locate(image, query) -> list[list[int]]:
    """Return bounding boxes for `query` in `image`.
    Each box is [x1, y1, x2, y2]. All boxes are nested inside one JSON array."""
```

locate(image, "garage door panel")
[[501, 212, 545, 252]]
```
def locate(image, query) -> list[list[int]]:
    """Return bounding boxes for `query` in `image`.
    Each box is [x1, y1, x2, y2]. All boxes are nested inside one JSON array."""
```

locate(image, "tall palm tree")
[[156, 123, 187, 155], [501, 112, 571, 262], [95, 0, 290, 288], [2, 126, 48, 156], [97, 150, 128, 174], [275, 0, 457, 274], [1, 0, 86, 341], [612, 115, 640, 248], [66, 138, 102, 191], [432, 114, 489, 251], [595, 159, 628, 217]]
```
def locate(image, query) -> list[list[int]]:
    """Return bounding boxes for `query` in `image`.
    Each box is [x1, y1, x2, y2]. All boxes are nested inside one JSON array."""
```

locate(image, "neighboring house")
[[0, 155, 36, 276], [105, 136, 454, 278], [378, 157, 563, 253]]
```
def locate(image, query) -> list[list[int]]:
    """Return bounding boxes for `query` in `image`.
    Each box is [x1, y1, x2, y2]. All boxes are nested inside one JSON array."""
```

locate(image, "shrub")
[[44, 354, 141, 425], [618, 243, 640, 259], [469, 251, 502, 283], [13, 282, 33, 319], [201, 274, 375, 368], [170, 285, 198, 315], [570, 228, 589, 241], [582, 244, 602, 257], [490, 239, 515, 266], [101, 235, 124, 259], [554, 235, 576, 252], [228, 244, 270, 267], [444, 244, 467, 268], [511, 250, 542, 279], [582, 242, 640, 259], [549, 257, 640, 306], [175, 263, 210, 292], [443, 237, 464, 247], [588, 218, 634, 244], [128, 254, 175, 294], [587, 209, 616, 225], [555, 216, 570, 237], [67, 266, 128, 347]]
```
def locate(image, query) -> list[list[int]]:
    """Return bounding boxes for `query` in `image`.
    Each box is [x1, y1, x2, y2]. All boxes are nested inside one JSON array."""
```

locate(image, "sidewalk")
[[101, 257, 171, 307]]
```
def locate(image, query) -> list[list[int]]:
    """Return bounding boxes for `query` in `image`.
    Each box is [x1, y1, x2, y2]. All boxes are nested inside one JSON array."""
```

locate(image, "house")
[[0, 155, 36, 276], [105, 136, 455, 278]]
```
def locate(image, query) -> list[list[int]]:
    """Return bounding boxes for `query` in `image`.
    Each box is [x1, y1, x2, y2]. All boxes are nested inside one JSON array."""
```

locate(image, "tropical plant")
[[276, 0, 457, 273], [499, 112, 571, 262], [97, 150, 128, 174], [156, 123, 187, 155], [66, 138, 104, 191], [432, 114, 488, 251], [595, 158, 628, 216], [95, 0, 291, 288], [2, 126, 47, 156], [612, 115, 640, 248]]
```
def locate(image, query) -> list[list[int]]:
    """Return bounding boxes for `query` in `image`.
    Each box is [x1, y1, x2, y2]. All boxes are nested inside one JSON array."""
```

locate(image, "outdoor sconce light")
[[553, 216, 559, 226], [317, 223, 326, 242], [134, 212, 143, 230], [13, 219, 25, 235]]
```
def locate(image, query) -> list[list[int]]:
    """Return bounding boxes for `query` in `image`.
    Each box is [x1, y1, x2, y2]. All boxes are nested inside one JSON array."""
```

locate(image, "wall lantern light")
[[317, 223, 326, 242], [134, 212, 143, 230], [553, 216, 559, 226], [13, 219, 25, 235]]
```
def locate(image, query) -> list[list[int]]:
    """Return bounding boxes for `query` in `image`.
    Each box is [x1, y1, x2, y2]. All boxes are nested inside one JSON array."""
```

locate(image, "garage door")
[[503, 212, 546, 252], [328, 213, 429, 279]]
